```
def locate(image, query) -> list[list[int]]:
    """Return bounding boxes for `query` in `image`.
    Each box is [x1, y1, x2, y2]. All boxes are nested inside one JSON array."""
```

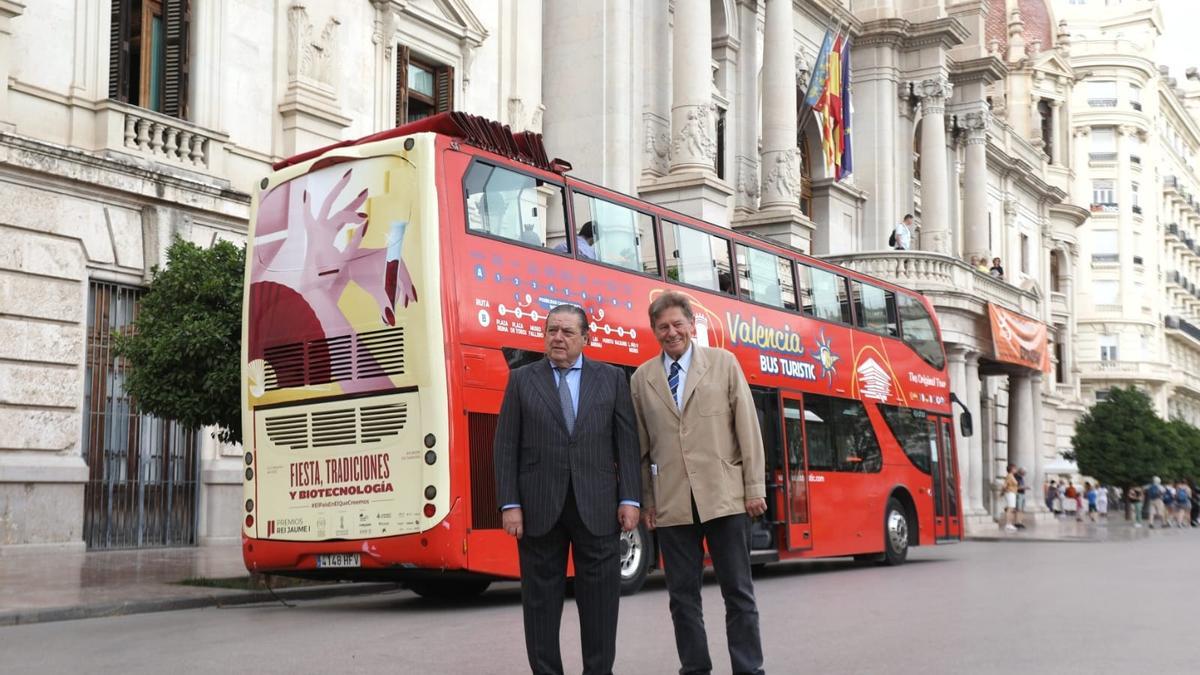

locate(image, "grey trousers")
[[656, 503, 764, 675]]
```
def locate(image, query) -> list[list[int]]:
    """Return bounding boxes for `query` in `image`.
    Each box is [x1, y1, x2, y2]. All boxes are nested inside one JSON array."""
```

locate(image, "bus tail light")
[[423, 503, 436, 518], [245, 514, 254, 528]]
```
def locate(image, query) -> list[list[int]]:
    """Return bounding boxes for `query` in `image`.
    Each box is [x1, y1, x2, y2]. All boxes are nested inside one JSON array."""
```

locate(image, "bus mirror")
[[959, 410, 974, 438]]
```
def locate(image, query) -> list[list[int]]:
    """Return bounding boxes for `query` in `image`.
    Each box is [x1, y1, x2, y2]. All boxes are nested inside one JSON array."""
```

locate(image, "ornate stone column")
[[1006, 373, 1036, 499], [1049, 99, 1063, 165], [965, 352, 985, 514], [915, 77, 953, 254], [1030, 372, 1047, 510], [759, 0, 799, 209], [669, 0, 715, 175], [962, 108, 990, 263], [948, 348, 971, 512]]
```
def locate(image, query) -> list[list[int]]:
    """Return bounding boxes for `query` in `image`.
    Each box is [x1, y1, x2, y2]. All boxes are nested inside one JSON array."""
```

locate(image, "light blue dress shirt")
[[502, 354, 638, 510], [662, 344, 694, 409]]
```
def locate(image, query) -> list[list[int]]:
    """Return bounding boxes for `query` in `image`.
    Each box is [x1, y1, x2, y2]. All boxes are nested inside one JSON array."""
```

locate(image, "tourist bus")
[[241, 112, 969, 598]]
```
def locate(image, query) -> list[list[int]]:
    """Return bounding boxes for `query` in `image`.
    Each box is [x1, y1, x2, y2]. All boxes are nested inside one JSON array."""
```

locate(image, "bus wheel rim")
[[620, 530, 642, 578], [887, 510, 908, 552]]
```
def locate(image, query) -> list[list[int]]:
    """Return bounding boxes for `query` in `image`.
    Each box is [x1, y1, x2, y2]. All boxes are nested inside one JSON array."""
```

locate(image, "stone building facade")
[[1059, 0, 1200, 423], [1, 0, 1093, 551]]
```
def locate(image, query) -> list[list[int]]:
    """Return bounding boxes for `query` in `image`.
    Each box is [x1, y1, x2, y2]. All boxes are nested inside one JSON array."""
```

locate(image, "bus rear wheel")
[[408, 579, 491, 601], [882, 497, 910, 566], [619, 523, 653, 596]]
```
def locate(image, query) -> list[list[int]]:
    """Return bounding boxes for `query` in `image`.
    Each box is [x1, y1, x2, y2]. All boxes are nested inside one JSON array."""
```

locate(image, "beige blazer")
[[630, 345, 765, 527]]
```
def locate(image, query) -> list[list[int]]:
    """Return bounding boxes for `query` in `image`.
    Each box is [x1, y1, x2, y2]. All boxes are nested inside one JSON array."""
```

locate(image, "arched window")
[[799, 132, 813, 217]]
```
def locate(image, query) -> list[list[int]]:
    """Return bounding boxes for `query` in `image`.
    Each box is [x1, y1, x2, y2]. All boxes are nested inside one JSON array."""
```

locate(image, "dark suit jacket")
[[494, 357, 640, 538]]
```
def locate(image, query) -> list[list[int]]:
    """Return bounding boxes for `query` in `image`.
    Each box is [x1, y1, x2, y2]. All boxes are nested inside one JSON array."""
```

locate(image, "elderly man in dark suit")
[[494, 304, 641, 675]]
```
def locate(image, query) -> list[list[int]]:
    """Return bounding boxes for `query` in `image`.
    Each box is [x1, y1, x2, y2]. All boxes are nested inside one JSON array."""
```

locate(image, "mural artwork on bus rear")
[[246, 151, 434, 542], [247, 156, 422, 402]]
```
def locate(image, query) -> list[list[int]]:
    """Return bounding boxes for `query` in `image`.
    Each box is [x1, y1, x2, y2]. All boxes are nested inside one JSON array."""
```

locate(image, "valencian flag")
[[802, 29, 834, 108], [813, 32, 842, 177]]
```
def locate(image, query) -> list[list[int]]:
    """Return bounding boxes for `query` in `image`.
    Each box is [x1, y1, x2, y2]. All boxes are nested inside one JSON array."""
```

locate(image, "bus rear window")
[[897, 293, 945, 369], [464, 162, 568, 251]]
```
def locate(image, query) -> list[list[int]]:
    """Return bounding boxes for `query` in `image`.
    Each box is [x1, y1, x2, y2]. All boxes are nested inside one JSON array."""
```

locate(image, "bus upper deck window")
[[571, 192, 660, 276], [736, 245, 796, 310], [662, 221, 733, 295], [802, 265, 852, 324], [464, 163, 568, 252], [897, 293, 945, 369]]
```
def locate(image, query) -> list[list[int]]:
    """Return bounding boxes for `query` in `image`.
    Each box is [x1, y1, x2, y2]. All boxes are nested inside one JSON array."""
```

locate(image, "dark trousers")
[[517, 485, 620, 675], [656, 501, 764, 675]]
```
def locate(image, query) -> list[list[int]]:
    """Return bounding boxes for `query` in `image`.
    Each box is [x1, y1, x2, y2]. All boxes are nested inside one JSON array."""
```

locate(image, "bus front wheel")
[[408, 579, 491, 601], [619, 523, 653, 595], [882, 497, 910, 566]]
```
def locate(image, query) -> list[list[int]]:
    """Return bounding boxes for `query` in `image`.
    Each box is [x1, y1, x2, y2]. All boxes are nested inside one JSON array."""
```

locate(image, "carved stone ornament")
[[671, 103, 717, 164], [288, 4, 341, 87], [643, 115, 671, 175], [762, 148, 799, 201], [736, 160, 761, 201], [914, 77, 953, 103]]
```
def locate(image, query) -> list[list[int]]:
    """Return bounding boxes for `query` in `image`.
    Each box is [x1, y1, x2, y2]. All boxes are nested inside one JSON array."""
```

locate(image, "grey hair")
[[547, 304, 588, 336]]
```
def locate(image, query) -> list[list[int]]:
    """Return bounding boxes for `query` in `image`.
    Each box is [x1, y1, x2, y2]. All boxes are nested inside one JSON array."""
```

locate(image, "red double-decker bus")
[[241, 113, 969, 598]]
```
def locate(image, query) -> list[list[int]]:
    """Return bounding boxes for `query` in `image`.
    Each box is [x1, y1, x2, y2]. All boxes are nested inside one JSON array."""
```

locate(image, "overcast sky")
[[1156, 0, 1200, 78]]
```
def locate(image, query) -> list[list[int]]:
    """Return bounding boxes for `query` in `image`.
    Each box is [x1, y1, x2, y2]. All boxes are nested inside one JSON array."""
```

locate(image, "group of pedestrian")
[[494, 292, 766, 675], [1042, 476, 1198, 529], [1130, 477, 1196, 528]]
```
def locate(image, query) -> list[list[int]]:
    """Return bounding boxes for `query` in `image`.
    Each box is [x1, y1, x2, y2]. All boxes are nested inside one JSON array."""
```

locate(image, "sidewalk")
[[0, 544, 394, 627], [966, 512, 1158, 542]]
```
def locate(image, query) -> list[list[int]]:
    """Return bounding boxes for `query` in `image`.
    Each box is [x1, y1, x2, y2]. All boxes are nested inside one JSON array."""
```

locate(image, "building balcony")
[[1091, 253, 1119, 264], [1078, 359, 1170, 382], [1051, 290, 1069, 318], [1090, 202, 1118, 214], [1089, 152, 1117, 163], [1168, 223, 1179, 238], [820, 250, 1038, 317], [1088, 98, 1118, 108], [94, 99, 230, 176]]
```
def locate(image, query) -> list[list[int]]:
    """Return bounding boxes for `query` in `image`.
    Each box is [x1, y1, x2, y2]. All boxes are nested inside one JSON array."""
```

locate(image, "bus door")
[[780, 394, 813, 551], [929, 416, 962, 541]]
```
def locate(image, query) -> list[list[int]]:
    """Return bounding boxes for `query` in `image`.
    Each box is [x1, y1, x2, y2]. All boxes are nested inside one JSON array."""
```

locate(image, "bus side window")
[[897, 293, 946, 369], [571, 192, 660, 275], [800, 265, 851, 324], [856, 282, 900, 337], [736, 245, 797, 310], [662, 220, 734, 295], [803, 394, 882, 473], [463, 162, 567, 251]]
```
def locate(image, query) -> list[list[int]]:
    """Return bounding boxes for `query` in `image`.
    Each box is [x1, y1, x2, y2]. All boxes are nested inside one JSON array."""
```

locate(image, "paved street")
[[2, 529, 1197, 674]]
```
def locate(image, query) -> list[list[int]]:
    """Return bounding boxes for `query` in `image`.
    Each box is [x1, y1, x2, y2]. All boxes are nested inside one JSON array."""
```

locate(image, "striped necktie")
[[668, 360, 681, 408]]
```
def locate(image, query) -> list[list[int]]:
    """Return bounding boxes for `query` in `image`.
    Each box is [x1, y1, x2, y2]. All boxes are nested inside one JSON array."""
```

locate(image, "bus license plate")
[[317, 553, 360, 568]]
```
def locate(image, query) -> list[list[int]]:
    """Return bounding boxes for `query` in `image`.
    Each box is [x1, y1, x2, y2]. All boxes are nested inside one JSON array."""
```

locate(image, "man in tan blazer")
[[630, 291, 766, 675]]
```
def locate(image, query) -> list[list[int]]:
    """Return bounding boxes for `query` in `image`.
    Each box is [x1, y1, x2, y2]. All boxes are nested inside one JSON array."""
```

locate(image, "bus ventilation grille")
[[262, 327, 405, 390], [468, 412, 502, 530], [264, 403, 408, 450]]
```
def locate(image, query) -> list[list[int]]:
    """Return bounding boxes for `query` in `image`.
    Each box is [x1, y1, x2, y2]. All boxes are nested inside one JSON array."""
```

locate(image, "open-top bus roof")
[[272, 111, 564, 174]]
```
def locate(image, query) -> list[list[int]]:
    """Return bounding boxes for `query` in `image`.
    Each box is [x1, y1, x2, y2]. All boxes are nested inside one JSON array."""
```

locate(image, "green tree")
[[1164, 419, 1200, 480], [114, 238, 245, 445], [1066, 386, 1169, 488]]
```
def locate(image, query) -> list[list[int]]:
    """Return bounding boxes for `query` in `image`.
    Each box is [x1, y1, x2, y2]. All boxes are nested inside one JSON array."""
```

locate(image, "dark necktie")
[[668, 360, 681, 408], [557, 367, 576, 434]]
